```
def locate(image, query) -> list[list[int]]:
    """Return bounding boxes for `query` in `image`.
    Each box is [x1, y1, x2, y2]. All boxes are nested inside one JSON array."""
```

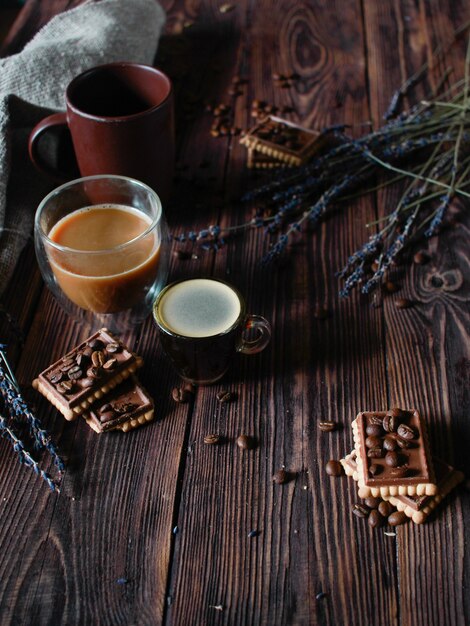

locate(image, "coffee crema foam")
[[158, 279, 241, 338]]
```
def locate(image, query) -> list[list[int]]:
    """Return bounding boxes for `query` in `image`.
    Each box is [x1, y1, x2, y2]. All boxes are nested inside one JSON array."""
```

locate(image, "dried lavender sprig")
[[0, 412, 59, 492], [0, 347, 65, 472], [262, 171, 365, 264]]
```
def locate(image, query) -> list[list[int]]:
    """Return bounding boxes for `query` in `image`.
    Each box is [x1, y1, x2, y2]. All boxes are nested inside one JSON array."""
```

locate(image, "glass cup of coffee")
[[34, 175, 169, 328], [153, 277, 271, 385]]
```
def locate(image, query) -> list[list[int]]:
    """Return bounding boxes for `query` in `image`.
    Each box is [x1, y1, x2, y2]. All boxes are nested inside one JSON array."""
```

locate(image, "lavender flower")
[[0, 347, 64, 490]]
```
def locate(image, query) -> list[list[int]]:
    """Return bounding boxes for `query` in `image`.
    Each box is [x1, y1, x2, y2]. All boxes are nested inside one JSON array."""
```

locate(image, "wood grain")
[[0, 0, 468, 625]]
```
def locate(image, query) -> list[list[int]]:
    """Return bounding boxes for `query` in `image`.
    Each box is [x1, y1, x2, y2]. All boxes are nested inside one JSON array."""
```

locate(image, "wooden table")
[[1, 1, 469, 625]]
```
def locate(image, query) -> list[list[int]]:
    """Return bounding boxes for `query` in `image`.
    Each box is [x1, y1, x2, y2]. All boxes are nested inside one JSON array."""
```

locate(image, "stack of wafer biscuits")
[[240, 115, 327, 168], [33, 328, 154, 433], [339, 409, 463, 524]]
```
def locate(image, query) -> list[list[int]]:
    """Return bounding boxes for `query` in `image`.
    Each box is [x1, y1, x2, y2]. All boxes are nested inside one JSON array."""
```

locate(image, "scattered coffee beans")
[[368, 510, 384, 529], [216, 390, 233, 403], [204, 434, 221, 445], [352, 503, 370, 518], [378, 501, 394, 517], [395, 297, 414, 309], [388, 511, 408, 526], [325, 460, 344, 477], [413, 251, 429, 265], [236, 434, 255, 450], [364, 496, 382, 509], [318, 421, 337, 432], [172, 387, 192, 403], [272, 469, 288, 484]]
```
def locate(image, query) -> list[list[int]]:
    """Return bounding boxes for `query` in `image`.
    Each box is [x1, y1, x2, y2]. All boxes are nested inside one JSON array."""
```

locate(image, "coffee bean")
[[368, 414, 384, 426], [366, 424, 383, 437], [368, 509, 384, 528], [105, 342, 121, 354], [87, 366, 102, 379], [388, 407, 406, 419], [364, 497, 382, 509], [172, 387, 191, 403], [272, 469, 288, 484], [384, 281, 399, 293], [92, 350, 105, 367], [389, 465, 409, 478], [367, 447, 384, 458], [396, 437, 413, 449], [352, 503, 370, 518], [100, 411, 116, 423], [413, 251, 429, 265], [325, 460, 344, 476], [383, 436, 398, 451], [103, 358, 117, 370], [236, 434, 255, 450], [57, 380, 74, 394], [173, 249, 191, 260], [383, 414, 399, 433], [365, 435, 382, 449], [80, 377, 94, 389], [204, 434, 221, 445], [397, 423, 417, 440], [216, 390, 233, 403], [388, 511, 408, 526], [395, 298, 414, 309], [87, 339, 104, 350], [385, 451, 401, 467], [318, 421, 337, 432], [49, 371, 63, 384], [75, 352, 89, 367], [378, 501, 394, 517], [68, 365, 83, 381], [369, 463, 382, 476], [99, 403, 113, 414]]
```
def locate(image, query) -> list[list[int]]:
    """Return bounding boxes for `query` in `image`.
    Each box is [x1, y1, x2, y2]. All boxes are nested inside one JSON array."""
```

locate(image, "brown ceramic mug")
[[28, 62, 174, 202]]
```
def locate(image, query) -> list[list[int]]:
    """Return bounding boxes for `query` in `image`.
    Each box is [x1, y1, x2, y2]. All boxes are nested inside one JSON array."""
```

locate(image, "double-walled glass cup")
[[34, 175, 169, 328]]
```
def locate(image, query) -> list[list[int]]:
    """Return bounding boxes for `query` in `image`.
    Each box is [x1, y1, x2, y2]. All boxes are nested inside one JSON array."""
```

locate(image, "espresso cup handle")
[[28, 112, 70, 181], [238, 315, 271, 355]]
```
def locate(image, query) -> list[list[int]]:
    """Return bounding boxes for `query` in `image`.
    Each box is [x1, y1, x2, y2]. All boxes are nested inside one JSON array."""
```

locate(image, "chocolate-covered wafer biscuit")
[[83, 377, 154, 433], [352, 410, 437, 498], [240, 116, 326, 166], [341, 451, 463, 524], [33, 328, 143, 420]]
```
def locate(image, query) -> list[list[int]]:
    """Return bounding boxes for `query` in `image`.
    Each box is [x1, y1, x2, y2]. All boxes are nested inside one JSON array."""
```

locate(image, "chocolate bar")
[[83, 376, 154, 433], [240, 115, 326, 166], [33, 328, 143, 420], [352, 409, 437, 498], [341, 451, 463, 524]]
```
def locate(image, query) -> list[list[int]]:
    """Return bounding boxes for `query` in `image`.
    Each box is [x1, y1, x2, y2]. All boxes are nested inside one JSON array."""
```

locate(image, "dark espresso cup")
[[28, 62, 174, 202], [153, 278, 271, 385]]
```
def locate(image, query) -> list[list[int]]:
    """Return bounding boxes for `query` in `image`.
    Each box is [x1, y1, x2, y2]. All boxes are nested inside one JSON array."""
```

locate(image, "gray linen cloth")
[[0, 0, 165, 298]]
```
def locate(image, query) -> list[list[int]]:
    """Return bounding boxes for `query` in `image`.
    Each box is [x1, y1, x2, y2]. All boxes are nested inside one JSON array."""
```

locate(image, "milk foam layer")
[[158, 279, 241, 338]]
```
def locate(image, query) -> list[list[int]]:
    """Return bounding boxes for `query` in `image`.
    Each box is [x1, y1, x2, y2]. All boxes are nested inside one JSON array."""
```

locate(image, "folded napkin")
[[0, 0, 165, 298]]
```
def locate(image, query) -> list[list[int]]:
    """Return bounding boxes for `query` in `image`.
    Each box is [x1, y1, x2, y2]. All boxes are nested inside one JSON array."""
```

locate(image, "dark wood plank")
[[362, 2, 470, 625], [0, 1, 468, 625], [163, 1, 399, 625]]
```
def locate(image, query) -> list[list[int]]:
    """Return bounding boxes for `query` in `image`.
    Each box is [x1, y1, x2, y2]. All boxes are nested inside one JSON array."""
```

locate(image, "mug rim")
[[65, 62, 173, 122], [35, 174, 163, 256], [153, 277, 247, 340]]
